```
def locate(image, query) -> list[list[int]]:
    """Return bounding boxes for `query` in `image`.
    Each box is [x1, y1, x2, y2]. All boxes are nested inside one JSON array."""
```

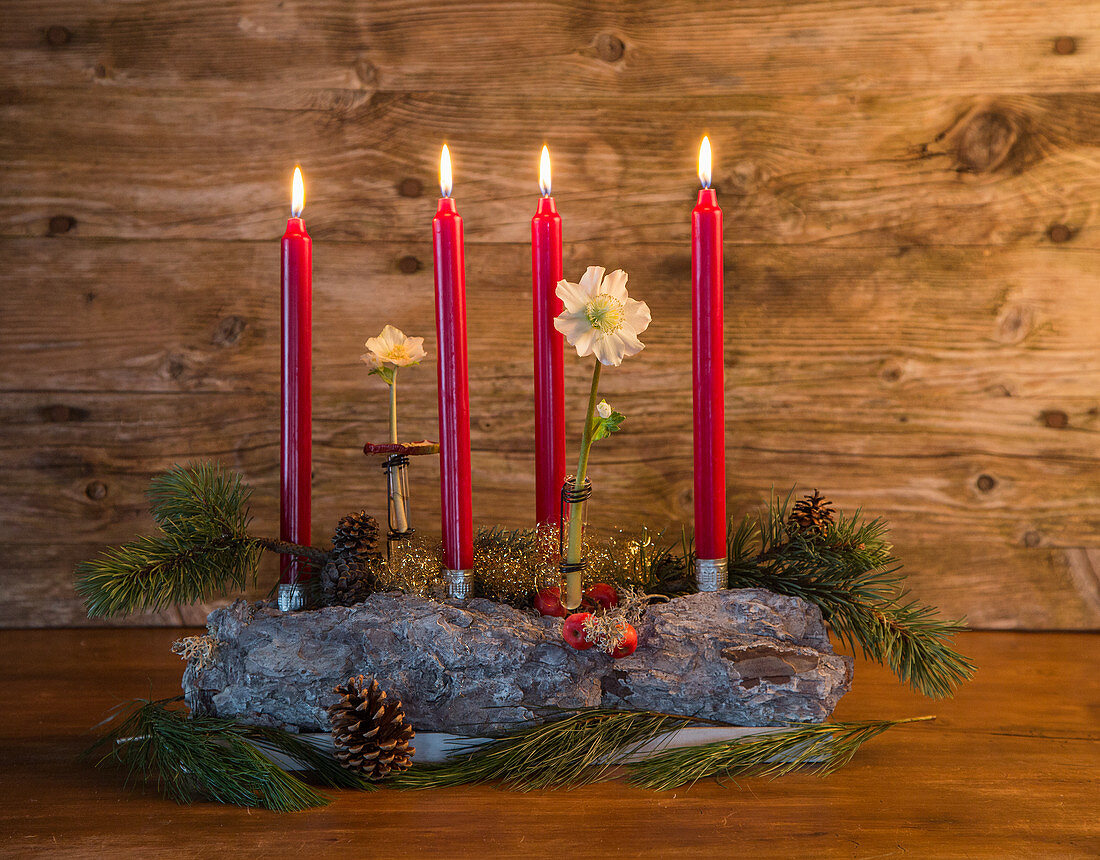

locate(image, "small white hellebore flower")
[[554, 267, 651, 367], [363, 325, 427, 368], [596, 400, 613, 419]]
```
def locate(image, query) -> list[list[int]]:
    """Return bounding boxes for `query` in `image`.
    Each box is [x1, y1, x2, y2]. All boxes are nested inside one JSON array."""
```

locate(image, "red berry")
[[534, 586, 567, 618], [562, 613, 594, 650], [585, 582, 619, 610], [612, 624, 638, 658]]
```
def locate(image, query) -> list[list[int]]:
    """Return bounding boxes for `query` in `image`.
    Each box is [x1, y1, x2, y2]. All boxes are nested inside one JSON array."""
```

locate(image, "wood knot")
[[48, 215, 76, 235], [45, 25, 71, 46], [397, 177, 423, 198], [595, 33, 625, 63], [994, 304, 1034, 345], [1040, 409, 1069, 429], [354, 57, 378, 87], [39, 404, 89, 423], [164, 354, 187, 380], [397, 255, 421, 274], [212, 315, 247, 347], [85, 481, 108, 501], [1047, 224, 1073, 243], [976, 474, 997, 493], [1053, 36, 1077, 55], [1023, 530, 1042, 548], [956, 110, 1018, 173]]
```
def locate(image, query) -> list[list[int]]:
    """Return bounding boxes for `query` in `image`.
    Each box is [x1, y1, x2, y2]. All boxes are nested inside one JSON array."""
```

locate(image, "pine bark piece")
[[183, 589, 853, 735]]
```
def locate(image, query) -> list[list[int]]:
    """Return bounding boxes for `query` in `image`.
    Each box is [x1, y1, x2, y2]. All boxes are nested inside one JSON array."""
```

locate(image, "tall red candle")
[[691, 137, 728, 590], [531, 145, 566, 528], [432, 144, 474, 596], [279, 165, 312, 610]]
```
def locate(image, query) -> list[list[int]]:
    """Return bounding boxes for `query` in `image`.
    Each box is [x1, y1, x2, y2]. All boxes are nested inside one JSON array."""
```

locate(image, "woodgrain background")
[[3, 1, 1098, 628]]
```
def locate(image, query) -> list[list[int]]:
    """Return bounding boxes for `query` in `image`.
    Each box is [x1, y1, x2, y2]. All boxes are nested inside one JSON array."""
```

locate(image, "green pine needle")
[[395, 708, 928, 792], [87, 697, 371, 811], [628, 716, 935, 790], [396, 709, 696, 792], [727, 493, 975, 699], [75, 462, 265, 618], [148, 462, 254, 538]]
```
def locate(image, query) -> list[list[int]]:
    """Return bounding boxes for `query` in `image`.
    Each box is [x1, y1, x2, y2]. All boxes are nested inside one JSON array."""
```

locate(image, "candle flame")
[[539, 145, 552, 196], [698, 136, 712, 189], [440, 144, 453, 198], [291, 165, 305, 217]]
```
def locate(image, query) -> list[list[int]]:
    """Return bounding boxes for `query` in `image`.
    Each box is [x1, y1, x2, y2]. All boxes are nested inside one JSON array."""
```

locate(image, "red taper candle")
[[691, 137, 728, 590], [531, 145, 566, 528], [433, 144, 474, 596], [279, 165, 312, 610]]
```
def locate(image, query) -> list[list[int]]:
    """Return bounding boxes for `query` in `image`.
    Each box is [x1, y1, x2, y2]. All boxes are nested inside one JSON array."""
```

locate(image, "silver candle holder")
[[695, 557, 728, 592]]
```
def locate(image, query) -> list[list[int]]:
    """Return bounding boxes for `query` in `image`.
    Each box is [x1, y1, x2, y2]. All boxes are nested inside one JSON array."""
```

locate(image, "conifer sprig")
[[628, 716, 935, 790], [75, 463, 322, 618], [87, 697, 371, 811], [395, 709, 697, 791], [727, 493, 975, 698], [396, 708, 929, 792]]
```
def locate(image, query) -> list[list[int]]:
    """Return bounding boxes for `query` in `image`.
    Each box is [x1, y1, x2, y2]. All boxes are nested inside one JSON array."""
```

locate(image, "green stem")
[[564, 360, 602, 609], [389, 367, 398, 444]]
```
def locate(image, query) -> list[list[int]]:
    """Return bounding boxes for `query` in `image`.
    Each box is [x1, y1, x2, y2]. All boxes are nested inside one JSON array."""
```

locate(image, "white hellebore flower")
[[596, 400, 613, 419], [362, 325, 427, 368], [554, 267, 651, 367]]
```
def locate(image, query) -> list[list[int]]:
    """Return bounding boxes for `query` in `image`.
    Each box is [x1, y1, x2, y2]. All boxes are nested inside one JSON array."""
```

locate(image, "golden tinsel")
[[370, 526, 680, 606]]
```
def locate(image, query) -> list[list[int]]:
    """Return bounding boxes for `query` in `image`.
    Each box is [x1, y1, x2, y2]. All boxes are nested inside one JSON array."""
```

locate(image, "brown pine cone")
[[787, 490, 836, 537], [328, 676, 415, 781], [321, 555, 375, 607], [332, 511, 381, 559]]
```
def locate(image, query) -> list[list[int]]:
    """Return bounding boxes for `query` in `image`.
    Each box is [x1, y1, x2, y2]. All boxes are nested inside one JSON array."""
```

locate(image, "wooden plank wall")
[[2, 1, 1098, 628]]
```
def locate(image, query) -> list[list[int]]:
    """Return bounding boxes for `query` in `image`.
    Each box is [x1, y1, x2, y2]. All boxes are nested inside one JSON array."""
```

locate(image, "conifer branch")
[[726, 493, 975, 699], [628, 716, 936, 790], [75, 462, 327, 618], [87, 697, 371, 811], [396, 708, 929, 792]]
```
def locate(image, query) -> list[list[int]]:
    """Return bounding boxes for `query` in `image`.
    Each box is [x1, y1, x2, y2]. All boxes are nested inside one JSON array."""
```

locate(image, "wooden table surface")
[[1, 629, 1096, 859]]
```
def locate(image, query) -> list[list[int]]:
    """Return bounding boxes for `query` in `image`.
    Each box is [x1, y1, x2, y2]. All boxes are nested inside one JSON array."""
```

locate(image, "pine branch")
[[75, 462, 328, 618], [395, 709, 695, 791], [87, 697, 371, 811], [727, 493, 975, 699], [75, 531, 262, 618], [628, 716, 935, 790], [396, 708, 928, 792], [148, 462, 252, 539]]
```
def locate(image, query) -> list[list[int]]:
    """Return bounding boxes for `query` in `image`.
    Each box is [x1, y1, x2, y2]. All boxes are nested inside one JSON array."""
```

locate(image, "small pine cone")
[[788, 490, 836, 537], [332, 511, 381, 560], [328, 676, 415, 781], [321, 555, 375, 607]]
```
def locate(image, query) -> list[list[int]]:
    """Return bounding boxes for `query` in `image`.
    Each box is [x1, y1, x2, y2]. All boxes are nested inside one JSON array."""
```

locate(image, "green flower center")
[[584, 294, 625, 334]]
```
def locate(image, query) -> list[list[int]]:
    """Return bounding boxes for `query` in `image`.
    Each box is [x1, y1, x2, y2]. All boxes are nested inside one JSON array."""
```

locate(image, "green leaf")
[[590, 410, 626, 443], [369, 365, 395, 384]]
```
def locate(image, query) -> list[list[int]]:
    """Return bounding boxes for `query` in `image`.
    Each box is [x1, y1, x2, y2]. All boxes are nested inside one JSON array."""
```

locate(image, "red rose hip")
[[585, 582, 620, 610], [562, 612, 594, 650], [534, 586, 567, 618], [612, 624, 638, 658]]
